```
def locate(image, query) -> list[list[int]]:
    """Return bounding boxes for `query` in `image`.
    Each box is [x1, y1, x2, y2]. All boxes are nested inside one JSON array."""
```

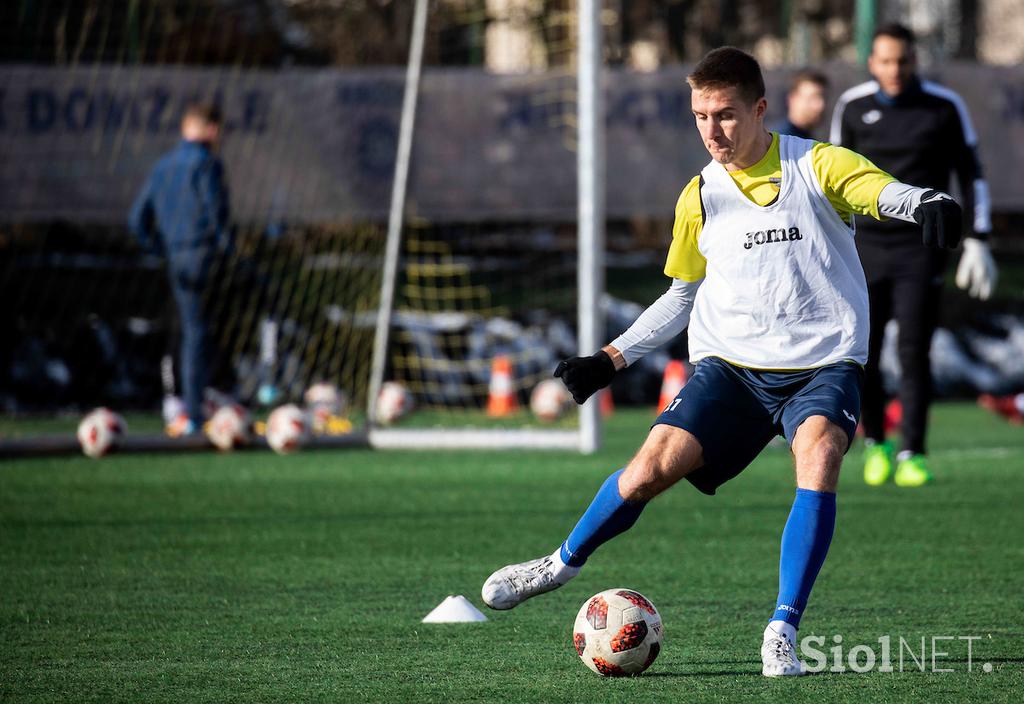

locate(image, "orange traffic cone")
[[600, 388, 615, 417], [487, 355, 519, 416], [657, 360, 688, 413]]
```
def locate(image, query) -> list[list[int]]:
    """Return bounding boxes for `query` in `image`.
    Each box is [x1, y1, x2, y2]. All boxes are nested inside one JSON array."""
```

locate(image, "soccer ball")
[[77, 407, 126, 458], [376, 381, 413, 424], [304, 382, 348, 433], [573, 588, 664, 677], [206, 404, 250, 451], [530, 379, 571, 422], [266, 403, 308, 454]]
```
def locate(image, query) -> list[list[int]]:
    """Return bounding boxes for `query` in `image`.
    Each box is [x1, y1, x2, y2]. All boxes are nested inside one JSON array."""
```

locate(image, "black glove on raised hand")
[[913, 191, 963, 249], [554, 350, 617, 405]]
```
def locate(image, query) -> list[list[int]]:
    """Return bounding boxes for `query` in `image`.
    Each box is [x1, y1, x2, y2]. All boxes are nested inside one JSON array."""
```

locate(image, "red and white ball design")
[[206, 404, 251, 451], [376, 381, 413, 424], [77, 407, 127, 458], [530, 379, 571, 422], [304, 382, 347, 433], [266, 404, 309, 454], [573, 588, 663, 677]]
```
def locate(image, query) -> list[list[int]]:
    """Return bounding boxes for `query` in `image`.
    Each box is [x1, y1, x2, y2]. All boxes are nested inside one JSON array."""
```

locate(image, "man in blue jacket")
[[130, 102, 231, 435]]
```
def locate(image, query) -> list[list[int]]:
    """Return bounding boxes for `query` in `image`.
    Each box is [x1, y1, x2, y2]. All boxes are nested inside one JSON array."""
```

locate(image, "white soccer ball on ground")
[[266, 403, 309, 455], [206, 404, 251, 451], [573, 588, 664, 677], [304, 382, 348, 433], [376, 381, 413, 424], [77, 407, 127, 458], [530, 378, 571, 422]]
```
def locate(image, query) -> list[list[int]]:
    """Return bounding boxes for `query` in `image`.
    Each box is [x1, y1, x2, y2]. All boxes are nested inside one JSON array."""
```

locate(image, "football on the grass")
[[77, 407, 126, 458], [530, 378, 571, 422], [573, 588, 663, 676], [266, 404, 308, 454], [206, 404, 250, 451], [304, 382, 348, 433]]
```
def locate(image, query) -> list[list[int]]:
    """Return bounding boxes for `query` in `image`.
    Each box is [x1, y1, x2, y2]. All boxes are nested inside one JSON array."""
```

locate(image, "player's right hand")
[[554, 351, 617, 405], [913, 191, 962, 249]]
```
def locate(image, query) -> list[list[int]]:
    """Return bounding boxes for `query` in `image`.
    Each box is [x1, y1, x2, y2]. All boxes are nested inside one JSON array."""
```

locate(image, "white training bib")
[[687, 134, 869, 369]]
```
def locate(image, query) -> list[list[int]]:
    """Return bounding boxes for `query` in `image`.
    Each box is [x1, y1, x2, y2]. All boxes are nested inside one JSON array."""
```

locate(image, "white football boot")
[[481, 550, 579, 610], [761, 623, 807, 677]]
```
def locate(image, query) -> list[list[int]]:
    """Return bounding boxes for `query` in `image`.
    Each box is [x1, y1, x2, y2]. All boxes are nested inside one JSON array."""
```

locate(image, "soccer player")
[[773, 69, 829, 140], [830, 24, 997, 487], [129, 102, 232, 436], [482, 47, 963, 677]]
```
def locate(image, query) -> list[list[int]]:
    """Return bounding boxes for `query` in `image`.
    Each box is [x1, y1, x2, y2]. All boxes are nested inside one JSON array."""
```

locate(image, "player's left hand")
[[955, 238, 998, 300], [913, 191, 962, 249]]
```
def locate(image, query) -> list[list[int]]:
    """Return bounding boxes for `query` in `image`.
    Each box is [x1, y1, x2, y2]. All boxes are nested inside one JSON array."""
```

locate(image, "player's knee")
[[796, 435, 844, 491], [619, 457, 671, 502], [810, 438, 843, 470], [620, 448, 688, 501], [619, 425, 703, 501], [621, 448, 674, 500]]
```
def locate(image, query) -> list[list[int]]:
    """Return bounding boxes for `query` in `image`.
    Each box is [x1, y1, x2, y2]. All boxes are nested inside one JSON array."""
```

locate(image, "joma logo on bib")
[[743, 226, 803, 250]]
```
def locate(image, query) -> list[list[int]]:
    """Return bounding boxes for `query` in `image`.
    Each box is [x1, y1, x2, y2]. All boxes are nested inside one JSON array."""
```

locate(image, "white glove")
[[955, 238, 997, 300]]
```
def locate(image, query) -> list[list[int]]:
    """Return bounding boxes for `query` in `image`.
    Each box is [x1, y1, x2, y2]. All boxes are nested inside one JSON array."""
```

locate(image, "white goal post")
[[367, 0, 605, 454]]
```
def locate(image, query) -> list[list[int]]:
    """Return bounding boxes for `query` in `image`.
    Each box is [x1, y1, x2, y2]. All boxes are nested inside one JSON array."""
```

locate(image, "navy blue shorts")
[[654, 356, 863, 495]]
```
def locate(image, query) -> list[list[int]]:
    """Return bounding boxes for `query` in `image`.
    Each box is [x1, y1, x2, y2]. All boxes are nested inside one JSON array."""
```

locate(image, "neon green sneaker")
[[894, 454, 934, 487], [863, 441, 894, 486]]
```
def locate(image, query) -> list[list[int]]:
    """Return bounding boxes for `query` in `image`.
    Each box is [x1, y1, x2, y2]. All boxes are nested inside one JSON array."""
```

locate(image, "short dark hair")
[[873, 23, 915, 47], [182, 101, 222, 125], [687, 47, 765, 105], [788, 69, 828, 94]]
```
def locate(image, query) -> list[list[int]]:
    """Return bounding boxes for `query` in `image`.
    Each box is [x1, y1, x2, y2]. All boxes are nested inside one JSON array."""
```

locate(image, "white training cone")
[[422, 595, 488, 623]]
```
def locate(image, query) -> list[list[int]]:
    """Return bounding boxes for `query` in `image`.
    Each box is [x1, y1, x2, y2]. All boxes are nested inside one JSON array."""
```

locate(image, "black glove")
[[554, 350, 617, 405], [913, 191, 962, 249]]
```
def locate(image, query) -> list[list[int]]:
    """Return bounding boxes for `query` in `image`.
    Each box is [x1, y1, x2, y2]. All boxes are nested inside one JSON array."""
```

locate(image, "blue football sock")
[[559, 468, 647, 568], [772, 488, 836, 628]]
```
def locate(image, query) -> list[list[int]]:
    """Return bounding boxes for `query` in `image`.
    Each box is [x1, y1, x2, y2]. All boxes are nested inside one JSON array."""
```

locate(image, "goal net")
[[368, 0, 603, 451], [0, 0, 604, 453]]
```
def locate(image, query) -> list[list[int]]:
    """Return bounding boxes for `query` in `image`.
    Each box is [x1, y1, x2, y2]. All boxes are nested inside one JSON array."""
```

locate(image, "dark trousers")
[[858, 237, 947, 455], [169, 274, 212, 423]]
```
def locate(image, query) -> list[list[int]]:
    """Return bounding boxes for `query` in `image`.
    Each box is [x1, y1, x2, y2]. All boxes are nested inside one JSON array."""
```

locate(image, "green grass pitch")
[[1, 403, 1022, 702]]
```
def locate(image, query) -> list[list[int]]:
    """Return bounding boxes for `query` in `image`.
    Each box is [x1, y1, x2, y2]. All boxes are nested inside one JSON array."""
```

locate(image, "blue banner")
[[0, 63, 1021, 224]]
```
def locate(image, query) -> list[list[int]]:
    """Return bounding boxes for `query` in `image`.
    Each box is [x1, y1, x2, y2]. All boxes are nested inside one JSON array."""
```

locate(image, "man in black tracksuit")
[[831, 23, 997, 487]]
